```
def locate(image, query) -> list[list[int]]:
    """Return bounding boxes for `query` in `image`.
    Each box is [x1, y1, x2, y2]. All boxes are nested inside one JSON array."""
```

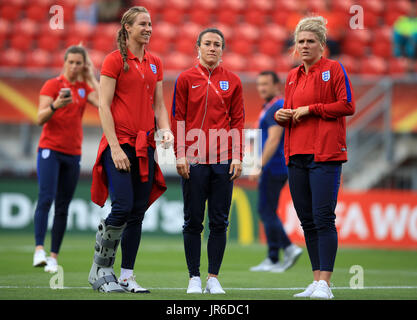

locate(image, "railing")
[[343, 77, 394, 182]]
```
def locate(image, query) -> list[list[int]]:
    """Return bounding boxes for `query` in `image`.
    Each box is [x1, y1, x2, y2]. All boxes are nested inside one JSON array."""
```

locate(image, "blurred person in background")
[[33, 45, 99, 273], [393, 1, 417, 72], [275, 16, 355, 299], [171, 28, 245, 295], [249, 71, 302, 273], [88, 6, 173, 293]]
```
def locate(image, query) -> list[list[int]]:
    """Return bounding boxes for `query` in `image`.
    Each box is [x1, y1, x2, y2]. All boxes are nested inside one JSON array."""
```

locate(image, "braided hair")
[[117, 6, 149, 72]]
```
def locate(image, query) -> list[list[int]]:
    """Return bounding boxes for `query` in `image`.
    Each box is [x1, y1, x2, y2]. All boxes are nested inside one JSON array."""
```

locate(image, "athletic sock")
[[120, 268, 133, 280]]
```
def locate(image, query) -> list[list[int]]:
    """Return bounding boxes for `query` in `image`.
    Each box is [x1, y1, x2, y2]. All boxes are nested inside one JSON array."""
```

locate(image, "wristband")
[[50, 103, 57, 112]]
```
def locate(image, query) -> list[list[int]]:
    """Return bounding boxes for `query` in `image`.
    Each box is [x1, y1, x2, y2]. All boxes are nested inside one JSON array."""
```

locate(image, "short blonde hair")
[[294, 16, 327, 47]]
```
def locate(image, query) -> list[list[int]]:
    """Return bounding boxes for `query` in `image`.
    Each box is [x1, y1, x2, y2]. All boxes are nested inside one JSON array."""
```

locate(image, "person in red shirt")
[[275, 16, 355, 299], [32, 45, 99, 273], [88, 6, 173, 293], [171, 28, 245, 294]]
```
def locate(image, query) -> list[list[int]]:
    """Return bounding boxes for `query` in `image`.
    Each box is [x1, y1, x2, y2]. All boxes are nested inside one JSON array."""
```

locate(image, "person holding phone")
[[171, 28, 245, 294], [33, 45, 99, 273]]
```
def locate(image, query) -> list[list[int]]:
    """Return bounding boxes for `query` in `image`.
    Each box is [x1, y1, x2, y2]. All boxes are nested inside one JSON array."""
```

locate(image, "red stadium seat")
[[243, 10, 267, 26], [371, 40, 392, 59], [26, 4, 49, 22], [388, 57, 408, 75], [152, 22, 177, 41], [307, 0, 326, 14], [360, 55, 387, 75], [147, 37, 171, 56], [364, 10, 381, 29], [161, 7, 185, 25], [37, 33, 62, 51], [361, 0, 384, 14], [210, 23, 234, 41], [247, 0, 274, 13], [163, 52, 193, 71], [25, 49, 51, 68], [94, 23, 120, 40], [39, 21, 67, 40], [174, 37, 197, 56], [191, 0, 219, 12], [88, 49, 106, 69], [132, 0, 164, 15], [258, 39, 285, 56], [230, 38, 254, 56], [0, 18, 11, 39], [342, 29, 372, 57], [13, 19, 40, 38], [1, 48, 24, 67], [0, 4, 22, 21], [342, 41, 368, 57], [219, 0, 246, 13], [215, 9, 239, 26], [338, 54, 359, 74], [91, 36, 117, 53], [247, 54, 276, 73], [52, 50, 67, 68], [65, 34, 90, 48], [221, 52, 247, 72], [189, 8, 212, 26], [177, 22, 203, 42], [331, 0, 353, 13], [165, 0, 191, 12], [70, 22, 95, 42], [260, 24, 288, 44], [10, 34, 34, 51], [233, 23, 260, 43]]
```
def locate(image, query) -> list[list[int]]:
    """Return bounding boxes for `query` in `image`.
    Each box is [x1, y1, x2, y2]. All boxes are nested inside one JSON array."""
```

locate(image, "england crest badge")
[[219, 81, 229, 91], [322, 70, 330, 82], [150, 64, 157, 74], [78, 88, 85, 98]]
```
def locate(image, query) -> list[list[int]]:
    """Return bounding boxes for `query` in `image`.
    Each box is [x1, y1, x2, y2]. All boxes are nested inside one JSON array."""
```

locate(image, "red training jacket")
[[276, 57, 355, 164], [171, 63, 245, 164]]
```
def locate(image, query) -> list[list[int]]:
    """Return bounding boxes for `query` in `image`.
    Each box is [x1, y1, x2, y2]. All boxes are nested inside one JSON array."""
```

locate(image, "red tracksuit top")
[[171, 63, 245, 164], [277, 57, 355, 164]]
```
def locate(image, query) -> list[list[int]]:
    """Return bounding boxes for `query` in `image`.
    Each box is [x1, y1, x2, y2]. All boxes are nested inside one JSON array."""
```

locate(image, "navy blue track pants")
[[258, 171, 291, 262], [288, 154, 342, 272], [102, 144, 155, 270], [34, 148, 80, 254], [181, 162, 234, 277]]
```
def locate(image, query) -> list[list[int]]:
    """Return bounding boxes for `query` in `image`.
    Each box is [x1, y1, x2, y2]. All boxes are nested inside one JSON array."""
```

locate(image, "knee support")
[[88, 219, 126, 292]]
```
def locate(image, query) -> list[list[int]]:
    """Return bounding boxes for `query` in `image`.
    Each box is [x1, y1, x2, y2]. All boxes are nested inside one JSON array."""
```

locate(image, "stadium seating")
[[0, 0, 414, 76]]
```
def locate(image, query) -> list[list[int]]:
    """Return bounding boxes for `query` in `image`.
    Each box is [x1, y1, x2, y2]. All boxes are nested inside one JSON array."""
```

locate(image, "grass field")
[[0, 232, 417, 301]]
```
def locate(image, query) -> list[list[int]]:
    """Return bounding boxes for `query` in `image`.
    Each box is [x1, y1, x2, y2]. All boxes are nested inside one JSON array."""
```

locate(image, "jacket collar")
[[298, 56, 326, 74], [127, 48, 148, 62]]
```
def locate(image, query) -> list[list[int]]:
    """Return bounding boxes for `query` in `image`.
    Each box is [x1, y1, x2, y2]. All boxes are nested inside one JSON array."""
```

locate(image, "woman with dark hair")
[[88, 6, 173, 293], [33, 45, 99, 273], [171, 27, 245, 294]]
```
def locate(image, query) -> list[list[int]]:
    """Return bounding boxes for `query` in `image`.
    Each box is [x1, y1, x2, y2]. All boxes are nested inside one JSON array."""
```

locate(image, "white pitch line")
[[1, 286, 417, 290]]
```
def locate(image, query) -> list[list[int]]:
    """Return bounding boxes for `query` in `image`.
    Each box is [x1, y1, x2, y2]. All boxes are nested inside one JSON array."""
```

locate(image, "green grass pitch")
[[0, 232, 416, 300]]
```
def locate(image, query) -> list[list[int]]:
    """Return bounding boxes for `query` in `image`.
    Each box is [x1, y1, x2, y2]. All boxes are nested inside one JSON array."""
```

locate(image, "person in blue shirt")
[[249, 71, 302, 273]]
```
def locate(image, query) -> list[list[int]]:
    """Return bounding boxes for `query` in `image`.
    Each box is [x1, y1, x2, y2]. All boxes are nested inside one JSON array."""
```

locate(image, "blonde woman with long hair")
[[88, 6, 173, 293]]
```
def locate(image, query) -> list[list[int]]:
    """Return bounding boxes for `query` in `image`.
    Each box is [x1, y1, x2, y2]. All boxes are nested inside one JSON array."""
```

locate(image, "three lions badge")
[[219, 81, 229, 91], [322, 70, 330, 82]]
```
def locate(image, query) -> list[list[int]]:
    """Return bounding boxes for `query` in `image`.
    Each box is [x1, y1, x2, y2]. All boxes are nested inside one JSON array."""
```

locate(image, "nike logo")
[[289, 81, 294, 85], [192, 85, 200, 88]]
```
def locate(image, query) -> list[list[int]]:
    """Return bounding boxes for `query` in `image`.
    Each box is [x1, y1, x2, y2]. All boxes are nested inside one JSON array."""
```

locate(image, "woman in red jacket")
[[88, 6, 173, 293], [171, 28, 245, 294], [275, 16, 355, 299], [33, 45, 99, 273]]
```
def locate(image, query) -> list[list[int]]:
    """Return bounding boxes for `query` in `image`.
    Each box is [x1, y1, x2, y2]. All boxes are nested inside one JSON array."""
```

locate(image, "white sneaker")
[[294, 281, 318, 298], [118, 275, 150, 293], [33, 249, 47, 267], [279, 244, 303, 271], [44, 257, 58, 273], [204, 277, 225, 294], [250, 258, 280, 272], [187, 276, 202, 294], [310, 280, 334, 299]]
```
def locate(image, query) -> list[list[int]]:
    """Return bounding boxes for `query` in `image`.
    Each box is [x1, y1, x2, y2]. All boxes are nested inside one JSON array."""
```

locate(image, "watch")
[[50, 103, 57, 112]]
